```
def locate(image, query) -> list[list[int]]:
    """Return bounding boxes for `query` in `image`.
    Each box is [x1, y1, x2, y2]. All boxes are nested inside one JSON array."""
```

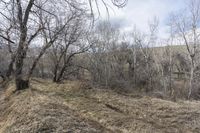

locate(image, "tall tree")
[[171, 0, 200, 99], [0, 0, 128, 90]]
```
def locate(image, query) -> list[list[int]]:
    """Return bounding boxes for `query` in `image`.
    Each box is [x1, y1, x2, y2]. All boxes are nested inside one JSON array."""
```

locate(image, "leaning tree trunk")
[[53, 53, 73, 83], [27, 51, 44, 80], [55, 65, 66, 83]]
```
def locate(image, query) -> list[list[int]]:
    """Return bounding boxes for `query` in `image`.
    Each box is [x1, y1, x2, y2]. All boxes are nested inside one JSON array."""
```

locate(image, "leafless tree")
[[130, 18, 159, 92], [86, 21, 125, 88], [0, 0, 128, 90], [49, 16, 92, 82], [0, 0, 87, 90], [171, 0, 200, 99]]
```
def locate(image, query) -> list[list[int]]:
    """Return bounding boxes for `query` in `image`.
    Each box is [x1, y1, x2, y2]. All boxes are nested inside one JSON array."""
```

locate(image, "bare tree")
[[0, 0, 128, 90], [171, 0, 200, 99], [26, 2, 85, 80], [0, 0, 88, 90], [86, 21, 131, 88], [130, 18, 159, 92], [49, 16, 91, 82]]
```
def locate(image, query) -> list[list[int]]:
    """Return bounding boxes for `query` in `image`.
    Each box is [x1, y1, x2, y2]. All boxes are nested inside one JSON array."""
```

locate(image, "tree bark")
[[27, 49, 46, 80], [54, 63, 68, 83], [188, 59, 194, 99], [6, 56, 15, 78], [52, 64, 59, 82], [15, 45, 29, 90], [0, 71, 6, 82], [15, 0, 35, 90], [15, 25, 29, 90]]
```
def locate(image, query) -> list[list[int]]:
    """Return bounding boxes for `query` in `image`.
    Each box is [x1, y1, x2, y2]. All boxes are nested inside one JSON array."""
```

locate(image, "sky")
[[96, 0, 187, 39]]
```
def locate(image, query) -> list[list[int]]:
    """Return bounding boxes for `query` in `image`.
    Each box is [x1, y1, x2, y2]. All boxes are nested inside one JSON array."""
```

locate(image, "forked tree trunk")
[[53, 54, 72, 83], [54, 66, 66, 83], [14, 0, 35, 91]]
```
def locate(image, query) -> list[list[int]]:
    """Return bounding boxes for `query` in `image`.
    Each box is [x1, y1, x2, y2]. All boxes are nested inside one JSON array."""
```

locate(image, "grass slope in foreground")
[[0, 79, 200, 133]]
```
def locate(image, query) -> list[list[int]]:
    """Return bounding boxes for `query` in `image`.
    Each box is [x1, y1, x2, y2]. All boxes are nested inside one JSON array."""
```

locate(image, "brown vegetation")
[[0, 81, 111, 133], [1, 0, 200, 132], [0, 79, 200, 133]]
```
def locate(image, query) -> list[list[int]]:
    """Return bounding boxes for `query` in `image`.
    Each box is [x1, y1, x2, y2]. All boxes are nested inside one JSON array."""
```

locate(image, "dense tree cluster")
[[1, 0, 200, 100]]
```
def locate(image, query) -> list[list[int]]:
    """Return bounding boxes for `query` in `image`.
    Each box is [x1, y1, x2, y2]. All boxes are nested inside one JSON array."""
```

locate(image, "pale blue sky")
[[97, 0, 187, 39]]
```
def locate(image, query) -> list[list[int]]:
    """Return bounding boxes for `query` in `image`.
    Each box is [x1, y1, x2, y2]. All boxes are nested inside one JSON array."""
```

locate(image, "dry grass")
[[0, 79, 200, 133], [0, 81, 111, 133]]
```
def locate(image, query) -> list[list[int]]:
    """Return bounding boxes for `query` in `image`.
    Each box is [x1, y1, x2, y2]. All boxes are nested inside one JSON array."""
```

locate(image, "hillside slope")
[[0, 79, 200, 133]]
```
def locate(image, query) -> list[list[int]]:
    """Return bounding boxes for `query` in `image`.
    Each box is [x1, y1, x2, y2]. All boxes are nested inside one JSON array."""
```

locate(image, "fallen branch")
[[105, 103, 123, 114]]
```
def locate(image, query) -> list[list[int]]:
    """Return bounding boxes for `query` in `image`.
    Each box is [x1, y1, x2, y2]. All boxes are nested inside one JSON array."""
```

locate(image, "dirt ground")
[[0, 79, 200, 133]]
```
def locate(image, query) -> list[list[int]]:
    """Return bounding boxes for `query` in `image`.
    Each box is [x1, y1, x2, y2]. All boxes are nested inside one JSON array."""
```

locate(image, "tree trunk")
[[56, 66, 66, 83], [0, 72, 6, 82], [53, 68, 58, 82], [53, 53, 74, 83], [188, 61, 194, 99], [6, 56, 15, 78], [14, 0, 35, 90], [52, 62, 59, 82], [53, 75, 57, 82], [15, 50, 29, 90], [27, 46, 50, 80], [15, 36, 29, 90], [15, 78, 29, 90]]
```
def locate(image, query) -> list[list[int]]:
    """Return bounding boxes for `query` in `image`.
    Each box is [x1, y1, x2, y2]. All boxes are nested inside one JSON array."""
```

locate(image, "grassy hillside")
[[152, 45, 188, 60], [0, 79, 200, 133]]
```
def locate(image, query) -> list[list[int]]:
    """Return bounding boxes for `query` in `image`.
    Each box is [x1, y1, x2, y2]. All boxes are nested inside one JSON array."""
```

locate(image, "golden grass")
[[0, 79, 200, 133], [0, 81, 111, 133]]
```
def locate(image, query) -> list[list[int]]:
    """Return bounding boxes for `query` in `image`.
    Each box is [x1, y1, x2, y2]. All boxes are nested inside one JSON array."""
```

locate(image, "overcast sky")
[[96, 0, 187, 39]]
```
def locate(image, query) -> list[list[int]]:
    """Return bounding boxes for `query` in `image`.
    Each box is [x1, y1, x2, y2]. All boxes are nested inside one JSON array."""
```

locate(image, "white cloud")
[[96, 0, 186, 39]]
